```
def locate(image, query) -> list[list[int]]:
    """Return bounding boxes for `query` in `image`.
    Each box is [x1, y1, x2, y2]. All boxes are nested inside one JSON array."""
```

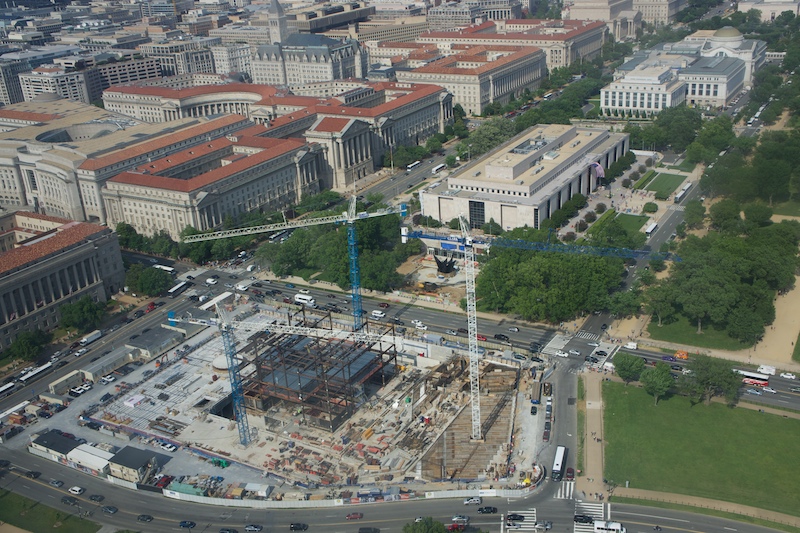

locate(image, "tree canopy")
[[640, 362, 673, 405], [7, 330, 52, 362], [614, 351, 646, 384], [59, 296, 105, 333]]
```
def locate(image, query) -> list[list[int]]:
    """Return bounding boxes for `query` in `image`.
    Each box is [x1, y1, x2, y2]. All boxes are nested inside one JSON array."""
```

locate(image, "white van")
[[247, 264, 257, 272], [757, 365, 776, 376], [623, 342, 638, 350], [371, 310, 386, 319]]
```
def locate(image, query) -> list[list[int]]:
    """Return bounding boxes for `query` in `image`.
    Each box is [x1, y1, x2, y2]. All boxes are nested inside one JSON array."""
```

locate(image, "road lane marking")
[[614, 511, 689, 522]]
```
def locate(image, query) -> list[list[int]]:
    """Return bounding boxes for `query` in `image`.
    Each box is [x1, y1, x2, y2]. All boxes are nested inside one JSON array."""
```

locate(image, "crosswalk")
[[504, 508, 538, 531], [553, 480, 575, 499], [575, 330, 599, 340], [669, 204, 686, 212], [574, 501, 609, 533]]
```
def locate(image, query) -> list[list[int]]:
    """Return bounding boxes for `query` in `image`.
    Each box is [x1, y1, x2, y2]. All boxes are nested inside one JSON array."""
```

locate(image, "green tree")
[[682, 354, 740, 405], [743, 203, 773, 227], [683, 200, 706, 229], [403, 517, 448, 533], [125, 263, 145, 292], [8, 330, 52, 361], [481, 218, 503, 235], [640, 362, 673, 405], [613, 351, 645, 384], [675, 267, 739, 334], [425, 137, 443, 154], [644, 281, 676, 327], [708, 199, 742, 232], [448, 218, 461, 230], [137, 268, 174, 296], [607, 287, 641, 318], [445, 155, 458, 168], [59, 296, 105, 333]]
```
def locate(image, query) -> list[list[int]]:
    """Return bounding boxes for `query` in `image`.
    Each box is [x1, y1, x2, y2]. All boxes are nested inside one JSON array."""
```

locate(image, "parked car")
[[530, 356, 544, 363], [160, 442, 178, 452], [513, 353, 527, 361], [595, 350, 608, 357]]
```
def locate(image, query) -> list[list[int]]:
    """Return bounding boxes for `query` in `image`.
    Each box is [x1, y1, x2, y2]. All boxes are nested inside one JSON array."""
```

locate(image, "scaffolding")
[[241, 310, 399, 433]]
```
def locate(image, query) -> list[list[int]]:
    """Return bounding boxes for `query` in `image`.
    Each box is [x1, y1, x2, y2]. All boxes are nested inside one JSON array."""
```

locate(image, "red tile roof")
[[108, 137, 306, 193], [313, 117, 350, 133], [0, 222, 109, 277], [409, 46, 542, 76], [134, 138, 234, 174], [104, 82, 280, 103], [78, 115, 249, 171], [14, 212, 72, 225], [0, 109, 63, 122], [420, 19, 606, 42]]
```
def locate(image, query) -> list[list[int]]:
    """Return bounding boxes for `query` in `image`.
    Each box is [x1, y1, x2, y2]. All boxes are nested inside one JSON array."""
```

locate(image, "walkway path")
[[578, 373, 800, 529]]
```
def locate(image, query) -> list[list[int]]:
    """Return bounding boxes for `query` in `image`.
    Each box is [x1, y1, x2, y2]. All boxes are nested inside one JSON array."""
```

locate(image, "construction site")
[[181, 300, 526, 487]]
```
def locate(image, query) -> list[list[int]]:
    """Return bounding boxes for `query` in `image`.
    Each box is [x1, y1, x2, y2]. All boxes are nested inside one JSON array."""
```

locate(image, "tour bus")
[[594, 521, 626, 533], [294, 294, 316, 307], [167, 281, 189, 298], [432, 163, 447, 174], [645, 222, 658, 238], [406, 160, 422, 172], [674, 182, 692, 204], [551, 445, 567, 481], [153, 264, 176, 274], [733, 369, 770, 387]]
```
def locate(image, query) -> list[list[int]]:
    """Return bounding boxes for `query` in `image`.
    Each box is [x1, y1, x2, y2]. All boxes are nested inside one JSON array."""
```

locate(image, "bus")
[[153, 265, 176, 274], [734, 369, 769, 386], [674, 182, 692, 204], [551, 445, 567, 481], [645, 222, 658, 238], [0, 382, 17, 398], [594, 521, 626, 533], [167, 281, 189, 298], [406, 160, 421, 172], [294, 294, 316, 307], [269, 230, 288, 243], [543, 92, 554, 100], [432, 163, 446, 174], [18, 362, 53, 386]]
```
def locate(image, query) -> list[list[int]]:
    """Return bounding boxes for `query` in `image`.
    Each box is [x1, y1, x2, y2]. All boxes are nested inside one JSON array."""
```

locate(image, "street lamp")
[[468, 144, 473, 162]]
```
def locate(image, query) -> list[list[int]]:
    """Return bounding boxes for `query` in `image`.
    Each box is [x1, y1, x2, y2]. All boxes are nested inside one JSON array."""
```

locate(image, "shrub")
[[642, 202, 659, 213], [562, 231, 577, 242], [576, 220, 589, 232], [584, 211, 597, 223], [645, 157, 654, 167], [654, 192, 670, 201], [596, 203, 607, 214], [622, 178, 632, 188], [638, 164, 647, 174]]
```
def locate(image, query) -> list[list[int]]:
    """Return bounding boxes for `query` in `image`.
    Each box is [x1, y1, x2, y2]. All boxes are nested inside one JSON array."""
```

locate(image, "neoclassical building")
[[0, 212, 124, 350], [102, 136, 324, 239]]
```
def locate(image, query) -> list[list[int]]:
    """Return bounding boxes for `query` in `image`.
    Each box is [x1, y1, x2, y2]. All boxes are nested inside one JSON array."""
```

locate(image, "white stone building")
[[419, 124, 629, 230], [600, 65, 686, 117]]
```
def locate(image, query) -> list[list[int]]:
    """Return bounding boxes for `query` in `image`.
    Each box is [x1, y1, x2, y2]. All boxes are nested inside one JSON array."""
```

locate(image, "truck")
[[757, 365, 776, 376], [79, 330, 102, 347], [623, 342, 638, 350]]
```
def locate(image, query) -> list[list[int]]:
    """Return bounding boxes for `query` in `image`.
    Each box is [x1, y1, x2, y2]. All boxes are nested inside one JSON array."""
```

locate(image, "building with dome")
[[599, 27, 766, 117]]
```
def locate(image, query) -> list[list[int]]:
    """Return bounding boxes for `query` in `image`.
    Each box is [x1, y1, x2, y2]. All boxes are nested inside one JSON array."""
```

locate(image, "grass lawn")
[[645, 173, 686, 197], [772, 200, 800, 217], [633, 170, 656, 190], [647, 314, 751, 350], [667, 159, 697, 172], [603, 382, 800, 517], [585, 209, 616, 236], [0, 490, 101, 533], [794, 331, 800, 363], [614, 213, 649, 234]]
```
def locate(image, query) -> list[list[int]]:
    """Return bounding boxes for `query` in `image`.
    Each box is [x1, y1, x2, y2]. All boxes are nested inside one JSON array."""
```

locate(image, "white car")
[[415, 323, 428, 331], [780, 372, 796, 380], [555, 350, 569, 358], [68, 486, 85, 495], [160, 442, 178, 452], [74, 348, 87, 357], [508, 327, 520, 332], [411, 319, 423, 326], [299, 289, 310, 294], [587, 342, 600, 347], [568, 349, 581, 356], [206, 278, 218, 285], [762, 387, 777, 394], [102, 374, 116, 383]]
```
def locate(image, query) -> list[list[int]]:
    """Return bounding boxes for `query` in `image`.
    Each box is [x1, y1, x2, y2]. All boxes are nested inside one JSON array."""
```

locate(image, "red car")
[[345, 513, 364, 520], [476, 334, 487, 341], [447, 525, 465, 532], [378, 302, 390, 308], [565, 467, 575, 481]]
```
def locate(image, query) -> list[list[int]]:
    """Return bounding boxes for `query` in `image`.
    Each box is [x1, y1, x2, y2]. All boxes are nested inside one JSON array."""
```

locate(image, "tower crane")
[[180, 198, 406, 444], [403, 226, 679, 441], [182, 198, 407, 330]]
